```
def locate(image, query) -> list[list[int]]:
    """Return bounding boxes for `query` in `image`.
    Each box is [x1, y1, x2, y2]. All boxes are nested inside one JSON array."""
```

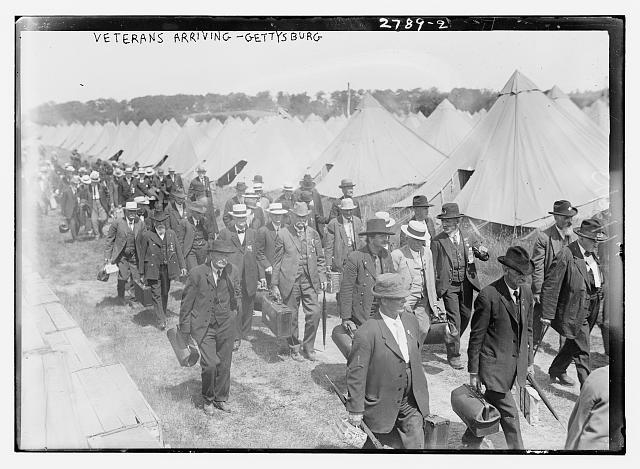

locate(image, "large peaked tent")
[[414, 98, 473, 155]]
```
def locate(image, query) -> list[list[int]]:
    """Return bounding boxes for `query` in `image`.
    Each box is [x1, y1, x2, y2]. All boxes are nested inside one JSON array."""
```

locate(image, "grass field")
[[22, 201, 608, 450]]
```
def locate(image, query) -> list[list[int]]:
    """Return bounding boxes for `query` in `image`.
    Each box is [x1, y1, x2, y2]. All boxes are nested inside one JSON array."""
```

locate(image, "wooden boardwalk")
[[19, 258, 164, 450]]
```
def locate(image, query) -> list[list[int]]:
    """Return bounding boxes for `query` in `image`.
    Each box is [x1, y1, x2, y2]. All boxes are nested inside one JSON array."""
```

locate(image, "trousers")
[[461, 388, 523, 449], [236, 287, 256, 340], [407, 296, 431, 346], [147, 264, 170, 323], [116, 252, 140, 298], [442, 279, 474, 357], [200, 315, 235, 403], [362, 366, 425, 449], [186, 244, 208, 271], [90, 199, 108, 237], [283, 272, 321, 354]]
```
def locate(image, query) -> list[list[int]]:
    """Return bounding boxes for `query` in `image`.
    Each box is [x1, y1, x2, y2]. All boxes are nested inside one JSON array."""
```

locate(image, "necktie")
[[513, 289, 520, 304], [584, 251, 593, 258]]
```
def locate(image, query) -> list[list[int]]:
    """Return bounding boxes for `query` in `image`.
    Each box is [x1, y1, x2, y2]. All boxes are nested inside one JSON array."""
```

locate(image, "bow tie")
[[237, 229, 245, 234]]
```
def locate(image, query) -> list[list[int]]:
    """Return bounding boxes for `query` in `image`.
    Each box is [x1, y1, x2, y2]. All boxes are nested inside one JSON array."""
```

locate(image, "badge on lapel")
[[247, 245, 253, 252]]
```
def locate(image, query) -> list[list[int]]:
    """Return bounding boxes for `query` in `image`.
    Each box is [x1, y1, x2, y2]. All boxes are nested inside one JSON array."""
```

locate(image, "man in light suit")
[[531, 200, 578, 345], [104, 201, 144, 305], [346, 273, 430, 449], [392, 220, 443, 344], [465, 246, 535, 450], [218, 204, 260, 350], [324, 198, 364, 273], [271, 202, 327, 361], [165, 166, 184, 195], [431, 203, 489, 370], [188, 166, 212, 202], [256, 203, 288, 288]]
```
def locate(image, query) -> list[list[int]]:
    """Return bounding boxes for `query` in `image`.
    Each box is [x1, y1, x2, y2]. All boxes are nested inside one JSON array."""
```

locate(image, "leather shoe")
[[213, 401, 232, 413], [550, 372, 575, 386], [159, 320, 167, 331], [448, 356, 464, 370], [290, 350, 305, 362], [203, 402, 215, 416], [303, 350, 318, 362], [233, 339, 241, 351]]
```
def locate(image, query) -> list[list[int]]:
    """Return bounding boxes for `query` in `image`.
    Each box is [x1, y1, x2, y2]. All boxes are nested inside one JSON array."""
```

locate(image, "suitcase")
[[424, 414, 450, 449], [261, 294, 293, 339], [326, 271, 342, 294], [451, 384, 501, 437], [166, 327, 200, 367], [134, 281, 154, 307], [424, 321, 447, 345], [254, 288, 269, 312]]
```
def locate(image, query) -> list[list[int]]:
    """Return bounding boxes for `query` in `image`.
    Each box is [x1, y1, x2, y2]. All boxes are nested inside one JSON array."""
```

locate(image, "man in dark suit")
[[530, 200, 578, 345], [188, 166, 212, 202], [133, 167, 152, 199], [164, 189, 189, 251], [222, 181, 247, 230], [275, 182, 295, 211], [138, 211, 187, 330], [465, 246, 535, 450], [271, 202, 327, 361], [340, 219, 396, 333], [294, 174, 325, 221], [179, 239, 241, 415], [60, 175, 81, 242], [243, 188, 266, 230], [399, 195, 437, 247], [346, 273, 430, 449], [87, 171, 111, 239], [541, 219, 607, 387], [299, 190, 326, 241], [256, 203, 288, 288], [165, 166, 184, 195], [182, 202, 211, 271], [118, 167, 137, 207], [328, 179, 362, 222], [104, 201, 144, 305], [431, 203, 489, 369], [218, 204, 260, 350]]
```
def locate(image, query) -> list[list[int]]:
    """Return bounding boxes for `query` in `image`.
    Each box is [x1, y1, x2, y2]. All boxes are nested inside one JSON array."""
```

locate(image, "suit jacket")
[[118, 177, 137, 206], [104, 217, 144, 263], [138, 229, 185, 280], [468, 278, 534, 393], [274, 193, 295, 211], [179, 263, 241, 345], [256, 222, 282, 274], [340, 245, 396, 325], [346, 312, 430, 433], [541, 241, 604, 339], [188, 176, 212, 202], [181, 216, 211, 257], [391, 245, 440, 313], [272, 225, 326, 298], [222, 195, 246, 230], [323, 215, 364, 272], [399, 216, 437, 247], [164, 174, 184, 194], [165, 201, 188, 243], [293, 187, 325, 218], [218, 226, 260, 296], [246, 206, 266, 230], [328, 195, 362, 222], [133, 178, 151, 198], [531, 225, 578, 295], [87, 182, 111, 213], [60, 186, 79, 219], [431, 230, 489, 298]]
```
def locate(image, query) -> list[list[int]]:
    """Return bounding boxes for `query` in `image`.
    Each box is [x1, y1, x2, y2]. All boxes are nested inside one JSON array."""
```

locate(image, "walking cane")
[[322, 288, 327, 350], [533, 322, 550, 358]]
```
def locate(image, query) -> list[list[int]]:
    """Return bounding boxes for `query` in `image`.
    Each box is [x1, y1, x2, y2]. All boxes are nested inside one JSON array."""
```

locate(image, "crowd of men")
[[35, 148, 610, 450]]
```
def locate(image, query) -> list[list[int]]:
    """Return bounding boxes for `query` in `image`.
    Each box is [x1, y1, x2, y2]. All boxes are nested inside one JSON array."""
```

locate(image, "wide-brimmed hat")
[[498, 246, 534, 275], [401, 220, 429, 241], [436, 202, 463, 219], [409, 195, 433, 208], [283, 182, 294, 191], [375, 211, 396, 228], [253, 182, 264, 191], [229, 203, 250, 217], [359, 218, 394, 236], [137, 168, 145, 175], [168, 166, 175, 172], [339, 178, 355, 189], [79, 167, 87, 173], [170, 189, 187, 200], [243, 188, 259, 199], [235, 181, 247, 192], [90, 171, 100, 182], [289, 201, 311, 217], [65, 165, 75, 172], [144, 167, 154, 177], [574, 218, 608, 241], [188, 202, 206, 214], [299, 174, 315, 189], [124, 201, 138, 211], [80, 175, 91, 184], [70, 175, 81, 184], [208, 239, 236, 254], [253, 175, 263, 183], [151, 211, 169, 224], [372, 273, 410, 299], [196, 166, 206, 173], [114, 168, 124, 177], [338, 198, 357, 211], [134, 196, 149, 205], [125, 167, 133, 174], [157, 167, 165, 174], [300, 190, 313, 203], [548, 200, 578, 217], [267, 202, 288, 215]]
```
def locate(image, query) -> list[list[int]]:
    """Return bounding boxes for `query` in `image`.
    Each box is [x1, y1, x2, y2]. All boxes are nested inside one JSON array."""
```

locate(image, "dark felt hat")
[[299, 174, 315, 189], [436, 202, 464, 219], [170, 189, 187, 200], [208, 239, 236, 253], [372, 273, 410, 299], [574, 218, 608, 241], [299, 190, 313, 203], [498, 246, 534, 275], [151, 211, 169, 223], [359, 218, 394, 236], [548, 200, 578, 217], [409, 195, 433, 208]]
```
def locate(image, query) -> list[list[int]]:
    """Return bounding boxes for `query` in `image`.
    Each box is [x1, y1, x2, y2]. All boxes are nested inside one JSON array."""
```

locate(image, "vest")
[[450, 238, 466, 283], [296, 231, 310, 278], [124, 223, 136, 253], [160, 234, 169, 264], [192, 219, 207, 245]]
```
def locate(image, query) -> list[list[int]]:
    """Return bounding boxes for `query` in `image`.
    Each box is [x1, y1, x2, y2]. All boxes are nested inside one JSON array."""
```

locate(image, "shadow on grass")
[[133, 308, 160, 327], [161, 378, 202, 408], [447, 421, 506, 450], [96, 295, 128, 308], [248, 329, 287, 364], [541, 378, 579, 403], [310, 362, 346, 392], [422, 347, 449, 366]]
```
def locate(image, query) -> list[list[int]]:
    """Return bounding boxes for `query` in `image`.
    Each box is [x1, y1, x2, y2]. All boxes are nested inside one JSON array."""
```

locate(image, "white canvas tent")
[[414, 98, 474, 155]]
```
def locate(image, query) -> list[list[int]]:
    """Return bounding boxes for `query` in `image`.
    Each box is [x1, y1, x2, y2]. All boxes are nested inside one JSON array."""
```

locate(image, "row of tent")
[[26, 70, 610, 227]]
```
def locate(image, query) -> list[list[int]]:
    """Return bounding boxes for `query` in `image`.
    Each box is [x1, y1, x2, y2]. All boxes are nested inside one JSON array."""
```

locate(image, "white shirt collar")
[[555, 224, 567, 239], [380, 312, 410, 363], [449, 229, 460, 242], [504, 278, 520, 302]]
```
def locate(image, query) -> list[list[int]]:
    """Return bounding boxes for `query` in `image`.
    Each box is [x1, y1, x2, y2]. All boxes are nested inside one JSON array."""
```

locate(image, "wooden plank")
[[74, 367, 124, 433], [30, 305, 57, 335], [44, 302, 77, 331], [63, 327, 101, 370], [42, 352, 88, 449], [21, 309, 48, 353], [87, 425, 162, 449], [28, 282, 59, 306], [105, 364, 157, 425], [69, 372, 105, 438], [44, 330, 82, 373], [19, 354, 47, 450]]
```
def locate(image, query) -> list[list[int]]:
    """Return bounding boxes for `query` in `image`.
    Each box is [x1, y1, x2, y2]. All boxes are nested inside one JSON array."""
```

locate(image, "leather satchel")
[[451, 384, 501, 437], [97, 266, 109, 282]]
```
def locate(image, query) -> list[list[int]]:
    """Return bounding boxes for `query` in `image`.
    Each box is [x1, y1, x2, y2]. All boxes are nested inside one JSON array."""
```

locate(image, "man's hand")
[[527, 365, 535, 377], [533, 293, 541, 304], [342, 319, 357, 335], [540, 317, 551, 326], [270, 286, 282, 303], [470, 373, 482, 392], [258, 278, 267, 290], [180, 268, 188, 277], [265, 266, 273, 274], [347, 413, 363, 428], [320, 281, 327, 291], [140, 275, 145, 285]]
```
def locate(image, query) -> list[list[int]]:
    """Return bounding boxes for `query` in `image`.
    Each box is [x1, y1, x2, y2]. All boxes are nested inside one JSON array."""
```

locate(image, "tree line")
[[28, 87, 607, 126]]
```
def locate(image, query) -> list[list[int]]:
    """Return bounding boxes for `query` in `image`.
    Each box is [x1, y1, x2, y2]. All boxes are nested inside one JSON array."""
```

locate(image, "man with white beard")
[[530, 200, 578, 346]]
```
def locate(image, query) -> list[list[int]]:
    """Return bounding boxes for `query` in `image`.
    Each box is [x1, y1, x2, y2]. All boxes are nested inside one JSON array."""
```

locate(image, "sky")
[[19, 29, 609, 110]]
